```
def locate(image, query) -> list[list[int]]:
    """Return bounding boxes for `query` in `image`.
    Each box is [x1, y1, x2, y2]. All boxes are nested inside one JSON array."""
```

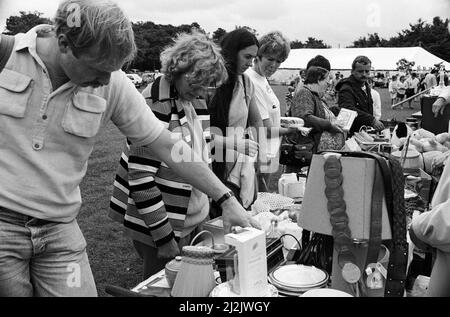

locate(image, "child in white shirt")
[[388, 75, 398, 106]]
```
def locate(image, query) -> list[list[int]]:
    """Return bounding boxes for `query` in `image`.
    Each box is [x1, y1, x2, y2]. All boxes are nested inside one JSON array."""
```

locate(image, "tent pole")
[[391, 88, 431, 109]]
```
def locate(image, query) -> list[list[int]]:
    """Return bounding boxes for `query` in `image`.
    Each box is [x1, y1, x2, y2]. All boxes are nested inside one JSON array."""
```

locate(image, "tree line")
[[3, 11, 449, 71], [351, 17, 450, 63]]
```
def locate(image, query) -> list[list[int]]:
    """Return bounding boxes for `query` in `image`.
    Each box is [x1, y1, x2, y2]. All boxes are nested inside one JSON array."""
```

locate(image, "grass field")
[[78, 85, 420, 296]]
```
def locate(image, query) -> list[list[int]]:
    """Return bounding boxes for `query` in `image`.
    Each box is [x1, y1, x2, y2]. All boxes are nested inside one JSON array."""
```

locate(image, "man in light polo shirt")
[[0, 0, 256, 297]]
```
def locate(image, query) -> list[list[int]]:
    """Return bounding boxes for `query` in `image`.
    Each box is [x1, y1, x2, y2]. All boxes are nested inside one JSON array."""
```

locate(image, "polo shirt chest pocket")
[[62, 91, 107, 138], [0, 69, 33, 118]]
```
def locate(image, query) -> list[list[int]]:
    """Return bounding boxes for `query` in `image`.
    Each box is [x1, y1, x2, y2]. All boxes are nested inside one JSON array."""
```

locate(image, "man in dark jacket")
[[336, 56, 385, 134]]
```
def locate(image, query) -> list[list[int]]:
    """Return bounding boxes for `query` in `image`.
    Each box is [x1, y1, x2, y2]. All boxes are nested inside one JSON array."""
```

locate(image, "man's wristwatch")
[[215, 190, 235, 206]]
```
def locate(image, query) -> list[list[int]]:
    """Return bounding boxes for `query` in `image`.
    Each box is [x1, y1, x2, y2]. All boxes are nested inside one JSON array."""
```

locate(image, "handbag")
[[279, 89, 316, 167], [279, 135, 314, 167]]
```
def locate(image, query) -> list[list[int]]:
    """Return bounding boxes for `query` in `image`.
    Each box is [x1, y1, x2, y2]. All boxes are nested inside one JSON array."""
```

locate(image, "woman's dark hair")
[[306, 55, 331, 71], [304, 66, 329, 85], [208, 28, 259, 180]]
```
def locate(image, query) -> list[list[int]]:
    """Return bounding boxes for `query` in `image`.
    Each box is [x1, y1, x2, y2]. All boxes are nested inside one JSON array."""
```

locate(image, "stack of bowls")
[[268, 264, 329, 296], [301, 288, 353, 297]]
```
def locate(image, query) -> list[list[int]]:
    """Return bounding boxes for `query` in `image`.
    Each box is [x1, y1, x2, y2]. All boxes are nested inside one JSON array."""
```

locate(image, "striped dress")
[[109, 76, 212, 247]]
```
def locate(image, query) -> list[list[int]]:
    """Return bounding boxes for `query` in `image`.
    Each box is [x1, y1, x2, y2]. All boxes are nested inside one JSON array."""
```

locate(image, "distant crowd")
[[285, 65, 449, 115]]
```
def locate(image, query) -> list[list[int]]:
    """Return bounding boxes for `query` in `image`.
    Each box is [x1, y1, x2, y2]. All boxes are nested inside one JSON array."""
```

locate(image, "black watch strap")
[[215, 190, 235, 206]]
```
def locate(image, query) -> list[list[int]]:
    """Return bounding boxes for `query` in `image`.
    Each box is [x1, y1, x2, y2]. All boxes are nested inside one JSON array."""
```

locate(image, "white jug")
[[278, 173, 306, 199]]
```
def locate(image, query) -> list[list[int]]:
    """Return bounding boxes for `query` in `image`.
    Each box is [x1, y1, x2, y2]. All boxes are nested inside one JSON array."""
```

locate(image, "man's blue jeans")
[[0, 207, 97, 296]]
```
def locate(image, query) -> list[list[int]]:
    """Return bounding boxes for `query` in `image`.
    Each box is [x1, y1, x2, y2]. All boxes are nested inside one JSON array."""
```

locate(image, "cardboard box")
[[215, 237, 284, 283], [224, 228, 268, 297]]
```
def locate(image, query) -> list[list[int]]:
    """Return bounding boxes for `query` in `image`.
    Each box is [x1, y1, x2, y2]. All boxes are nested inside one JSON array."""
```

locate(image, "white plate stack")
[[268, 264, 329, 296]]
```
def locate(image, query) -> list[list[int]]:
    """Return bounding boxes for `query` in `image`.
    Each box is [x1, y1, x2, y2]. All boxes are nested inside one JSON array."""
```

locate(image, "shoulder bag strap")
[[0, 34, 15, 73], [242, 74, 252, 131], [380, 155, 408, 297], [242, 75, 248, 105]]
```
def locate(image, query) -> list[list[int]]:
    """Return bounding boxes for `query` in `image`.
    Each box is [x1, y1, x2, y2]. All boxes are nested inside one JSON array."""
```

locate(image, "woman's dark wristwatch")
[[215, 190, 235, 206]]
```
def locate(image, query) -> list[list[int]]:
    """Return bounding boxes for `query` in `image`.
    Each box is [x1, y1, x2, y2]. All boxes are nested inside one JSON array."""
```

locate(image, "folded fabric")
[[227, 153, 257, 209]]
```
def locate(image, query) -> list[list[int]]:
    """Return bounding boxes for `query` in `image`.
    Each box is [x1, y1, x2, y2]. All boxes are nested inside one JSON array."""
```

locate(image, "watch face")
[[224, 191, 233, 199]]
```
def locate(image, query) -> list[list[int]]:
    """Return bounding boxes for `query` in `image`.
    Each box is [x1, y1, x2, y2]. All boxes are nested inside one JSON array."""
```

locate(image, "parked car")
[[126, 74, 143, 88]]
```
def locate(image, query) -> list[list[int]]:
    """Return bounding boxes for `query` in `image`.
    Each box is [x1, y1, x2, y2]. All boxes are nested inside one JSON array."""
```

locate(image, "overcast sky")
[[1, 0, 449, 47]]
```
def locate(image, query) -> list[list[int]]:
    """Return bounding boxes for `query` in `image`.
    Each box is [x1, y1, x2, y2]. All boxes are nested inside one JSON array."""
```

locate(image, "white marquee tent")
[[272, 47, 450, 83]]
